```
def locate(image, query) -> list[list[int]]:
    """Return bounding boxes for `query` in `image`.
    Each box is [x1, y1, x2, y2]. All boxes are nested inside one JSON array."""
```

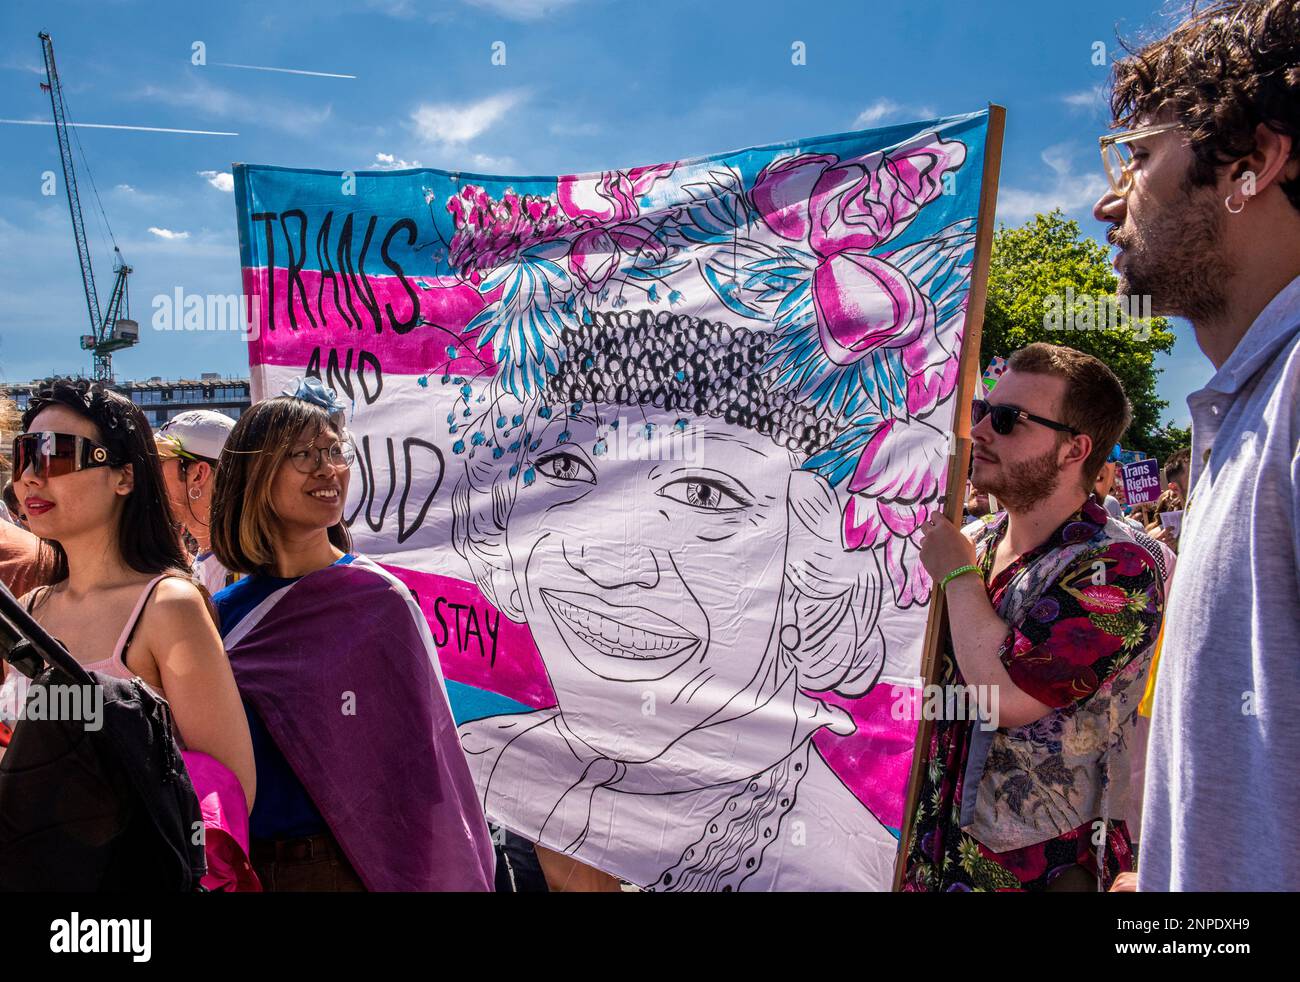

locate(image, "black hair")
[[20, 377, 189, 583], [545, 310, 834, 457]]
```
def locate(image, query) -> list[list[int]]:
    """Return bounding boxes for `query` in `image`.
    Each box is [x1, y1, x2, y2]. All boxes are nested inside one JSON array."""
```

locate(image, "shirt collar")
[[981, 496, 1105, 563], [1201, 273, 1300, 396]]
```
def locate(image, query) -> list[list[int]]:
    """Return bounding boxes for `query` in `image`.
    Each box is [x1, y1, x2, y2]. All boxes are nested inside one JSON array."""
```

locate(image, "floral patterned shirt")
[[903, 497, 1162, 891]]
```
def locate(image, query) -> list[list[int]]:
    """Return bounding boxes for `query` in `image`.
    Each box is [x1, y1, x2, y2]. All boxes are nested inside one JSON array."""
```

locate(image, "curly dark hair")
[[1163, 446, 1191, 482], [1110, 0, 1300, 212], [545, 309, 835, 457], [19, 377, 189, 583]]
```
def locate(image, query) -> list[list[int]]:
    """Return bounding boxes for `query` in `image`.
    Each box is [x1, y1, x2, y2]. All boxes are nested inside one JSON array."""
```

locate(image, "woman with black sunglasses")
[[7, 378, 256, 815]]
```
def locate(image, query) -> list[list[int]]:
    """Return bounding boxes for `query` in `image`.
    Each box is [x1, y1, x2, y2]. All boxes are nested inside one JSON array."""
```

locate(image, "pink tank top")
[[82, 574, 171, 691]]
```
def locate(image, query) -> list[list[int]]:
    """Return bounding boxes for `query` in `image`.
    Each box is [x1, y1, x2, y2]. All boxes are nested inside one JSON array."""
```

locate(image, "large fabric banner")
[[234, 109, 992, 891]]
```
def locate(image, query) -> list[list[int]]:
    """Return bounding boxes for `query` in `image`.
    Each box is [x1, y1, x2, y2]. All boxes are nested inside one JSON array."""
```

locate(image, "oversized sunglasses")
[[12, 431, 121, 479], [1098, 121, 1181, 196], [971, 399, 1080, 437]]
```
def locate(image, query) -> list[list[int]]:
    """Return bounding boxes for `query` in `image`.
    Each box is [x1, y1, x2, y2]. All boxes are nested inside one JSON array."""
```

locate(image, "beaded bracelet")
[[940, 564, 981, 592]]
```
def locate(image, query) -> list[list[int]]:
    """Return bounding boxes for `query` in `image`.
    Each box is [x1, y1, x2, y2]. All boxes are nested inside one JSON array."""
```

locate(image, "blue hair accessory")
[[283, 376, 346, 416]]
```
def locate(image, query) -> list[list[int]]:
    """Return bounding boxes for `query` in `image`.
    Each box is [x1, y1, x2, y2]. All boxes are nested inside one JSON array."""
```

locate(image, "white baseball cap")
[[155, 410, 235, 463]]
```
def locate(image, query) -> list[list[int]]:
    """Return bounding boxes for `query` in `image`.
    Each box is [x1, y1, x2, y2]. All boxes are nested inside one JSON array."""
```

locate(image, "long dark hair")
[[20, 377, 189, 583]]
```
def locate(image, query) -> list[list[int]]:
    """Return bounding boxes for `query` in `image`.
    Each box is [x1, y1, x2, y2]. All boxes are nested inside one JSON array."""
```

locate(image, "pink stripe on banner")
[[243, 266, 498, 377], [813, 685, 919, 831], [383, 563, 911, 826], [382, 565, 556, 711]]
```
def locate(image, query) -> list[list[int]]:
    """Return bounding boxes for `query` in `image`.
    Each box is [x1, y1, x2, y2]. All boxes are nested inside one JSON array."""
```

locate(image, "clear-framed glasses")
[[286, 440, 356, 474], [1099, 122, 1181, 196]]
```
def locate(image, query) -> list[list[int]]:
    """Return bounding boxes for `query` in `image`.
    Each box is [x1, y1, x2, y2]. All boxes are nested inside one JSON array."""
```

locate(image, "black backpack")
[[0, 583, 206, 891]]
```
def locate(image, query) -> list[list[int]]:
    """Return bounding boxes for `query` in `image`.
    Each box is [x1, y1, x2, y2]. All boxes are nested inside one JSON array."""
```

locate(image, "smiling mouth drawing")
[[539, 588, 702, 682]]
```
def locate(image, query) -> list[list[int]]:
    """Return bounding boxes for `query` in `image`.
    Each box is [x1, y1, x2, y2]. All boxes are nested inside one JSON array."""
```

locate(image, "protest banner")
[[235, 107, 1003, 891], [1122, 458, 1162, 506]]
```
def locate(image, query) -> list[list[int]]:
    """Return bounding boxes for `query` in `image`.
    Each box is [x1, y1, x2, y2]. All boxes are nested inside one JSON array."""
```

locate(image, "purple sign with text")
[[1122, 458, 1162, 505]]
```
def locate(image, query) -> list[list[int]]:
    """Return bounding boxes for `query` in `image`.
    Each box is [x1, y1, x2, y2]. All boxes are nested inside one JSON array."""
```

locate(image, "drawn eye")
[[658, 478, 747, 512], [536, 451, 596, 484]]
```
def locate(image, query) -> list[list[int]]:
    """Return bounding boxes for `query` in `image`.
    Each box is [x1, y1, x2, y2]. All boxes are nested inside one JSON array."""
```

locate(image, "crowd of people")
[[0, 0, 1296, 893]]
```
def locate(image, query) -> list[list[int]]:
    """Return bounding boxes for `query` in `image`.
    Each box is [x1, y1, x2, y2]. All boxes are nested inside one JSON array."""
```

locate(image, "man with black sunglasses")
[[901, 343, 1164, 892]]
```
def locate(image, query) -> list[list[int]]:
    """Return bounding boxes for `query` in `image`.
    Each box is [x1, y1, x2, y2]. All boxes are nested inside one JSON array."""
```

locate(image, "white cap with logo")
[[155, 410, 235, 463]]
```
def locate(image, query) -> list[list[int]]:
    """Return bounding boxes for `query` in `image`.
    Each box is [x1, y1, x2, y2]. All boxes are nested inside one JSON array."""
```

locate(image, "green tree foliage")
[[1142, 421, 1193, 467], [981, 210, 1183, 458]]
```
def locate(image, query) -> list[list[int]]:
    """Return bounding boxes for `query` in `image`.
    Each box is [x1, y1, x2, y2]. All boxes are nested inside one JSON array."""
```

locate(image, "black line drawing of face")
[[453, 311, 886, 768], [509, 405, 797, 760]]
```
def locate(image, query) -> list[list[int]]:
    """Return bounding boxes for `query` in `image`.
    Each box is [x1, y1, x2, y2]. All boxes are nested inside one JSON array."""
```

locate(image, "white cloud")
[[370, 152, 423, 170], [854, 98, 902, 127], [852, 98, 937, 128], [1061, 85, 1107, 113], [147, 227, 190, 240], [466, 151, 516, 172], [997, 143, 1108, 224], [368, 0, 585, 21], [198, 170, 234, 192], [411, 90, 524, 145], [135, 77, 332, 137], [115, 183, 136, 193], [463, 0, 584, 20], [550, 120, 601, 137]]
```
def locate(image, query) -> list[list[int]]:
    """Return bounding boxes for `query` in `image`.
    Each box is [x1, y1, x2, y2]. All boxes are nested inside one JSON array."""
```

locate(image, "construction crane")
[[38, 31, 138, 383]]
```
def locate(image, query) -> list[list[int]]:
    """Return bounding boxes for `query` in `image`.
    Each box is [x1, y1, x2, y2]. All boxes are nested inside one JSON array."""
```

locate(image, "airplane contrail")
[[0, 119, 237, 136], [213, 62, 356, 79]]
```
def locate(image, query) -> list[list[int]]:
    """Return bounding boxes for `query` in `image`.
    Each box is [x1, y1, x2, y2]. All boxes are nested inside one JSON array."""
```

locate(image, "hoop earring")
[[1225, 194, 1245, 214], [188, 486, 203, 500]]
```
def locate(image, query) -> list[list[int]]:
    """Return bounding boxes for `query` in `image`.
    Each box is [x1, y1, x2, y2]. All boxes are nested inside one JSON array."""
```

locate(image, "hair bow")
[[282, 376, 346, 416]]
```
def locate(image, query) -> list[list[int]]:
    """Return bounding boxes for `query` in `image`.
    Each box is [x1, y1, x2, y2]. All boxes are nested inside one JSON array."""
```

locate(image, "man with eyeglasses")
[[1092, 0, 1300, 892], [903, 343, 1164, 892]]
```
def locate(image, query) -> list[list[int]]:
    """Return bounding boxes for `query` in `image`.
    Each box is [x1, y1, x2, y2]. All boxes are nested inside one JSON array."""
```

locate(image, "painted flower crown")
[[437, 128, 977, 609]]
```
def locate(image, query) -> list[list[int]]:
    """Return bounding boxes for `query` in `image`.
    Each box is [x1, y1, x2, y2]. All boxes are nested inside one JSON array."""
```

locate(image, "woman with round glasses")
[[6, 378, 256, 809], [208, 378, 494, 892]]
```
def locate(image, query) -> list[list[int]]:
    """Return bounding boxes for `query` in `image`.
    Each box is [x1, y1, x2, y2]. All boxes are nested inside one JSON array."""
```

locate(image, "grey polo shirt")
[[1139, 274, 1300, 891]]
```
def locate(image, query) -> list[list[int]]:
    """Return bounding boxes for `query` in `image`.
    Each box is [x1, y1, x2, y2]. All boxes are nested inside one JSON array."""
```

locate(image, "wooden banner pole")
[[891, 104, 1006, 891]]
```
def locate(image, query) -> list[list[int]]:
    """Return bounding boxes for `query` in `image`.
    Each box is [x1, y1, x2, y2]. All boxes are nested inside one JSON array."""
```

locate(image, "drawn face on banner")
[[504, 407, 796, 759], [455, 311, 884, 765]]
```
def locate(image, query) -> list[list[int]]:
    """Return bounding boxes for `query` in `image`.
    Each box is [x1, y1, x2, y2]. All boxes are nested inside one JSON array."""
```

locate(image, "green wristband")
[[940, 564, 981, 592]]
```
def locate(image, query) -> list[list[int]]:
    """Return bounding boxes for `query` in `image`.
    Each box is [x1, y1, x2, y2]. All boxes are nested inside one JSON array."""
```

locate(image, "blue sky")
[[0, 0, 1211, 425]]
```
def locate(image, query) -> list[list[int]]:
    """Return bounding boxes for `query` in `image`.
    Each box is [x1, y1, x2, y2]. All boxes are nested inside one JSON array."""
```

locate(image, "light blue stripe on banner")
[[446, 678, 536, 725]]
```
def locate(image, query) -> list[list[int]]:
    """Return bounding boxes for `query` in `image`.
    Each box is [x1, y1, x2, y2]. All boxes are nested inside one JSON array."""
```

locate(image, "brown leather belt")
[[250, 832, 342, 865]]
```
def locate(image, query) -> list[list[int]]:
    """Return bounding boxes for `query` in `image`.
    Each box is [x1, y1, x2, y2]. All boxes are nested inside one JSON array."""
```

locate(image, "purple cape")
[[226, 558, 494, 891]]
